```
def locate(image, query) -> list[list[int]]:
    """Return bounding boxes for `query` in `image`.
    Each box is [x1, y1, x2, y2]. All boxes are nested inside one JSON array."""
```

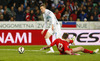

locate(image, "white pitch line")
[[0, 49, 100, 54], [0, 49, 17, 51], [0, 49, 58, 52], [0, 49, 42, 51]]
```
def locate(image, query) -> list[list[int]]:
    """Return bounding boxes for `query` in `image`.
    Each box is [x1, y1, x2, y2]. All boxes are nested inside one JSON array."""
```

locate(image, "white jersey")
[[43, 9, 59, 30], [43, 9, 61, 38]]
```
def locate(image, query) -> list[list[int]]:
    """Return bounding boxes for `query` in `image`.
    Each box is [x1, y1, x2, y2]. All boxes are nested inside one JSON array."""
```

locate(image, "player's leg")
[[83, 49, 99, 54], [72, 47, 99, 54], [45, 28, 54, 53], [45, 31, 51, 39], [72, 47, 84, 53]]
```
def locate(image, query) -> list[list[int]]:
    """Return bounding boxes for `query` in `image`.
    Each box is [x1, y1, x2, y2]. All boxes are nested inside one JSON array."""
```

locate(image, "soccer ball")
[[18, 47, 24, 54]]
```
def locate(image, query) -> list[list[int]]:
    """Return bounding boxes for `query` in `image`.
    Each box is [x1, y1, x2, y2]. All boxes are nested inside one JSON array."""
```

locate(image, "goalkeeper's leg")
[[72, 47, 99, 54]]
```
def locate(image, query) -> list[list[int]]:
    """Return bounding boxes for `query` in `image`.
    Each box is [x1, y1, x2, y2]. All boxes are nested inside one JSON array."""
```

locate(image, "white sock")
[[45, 38, 54, 52]]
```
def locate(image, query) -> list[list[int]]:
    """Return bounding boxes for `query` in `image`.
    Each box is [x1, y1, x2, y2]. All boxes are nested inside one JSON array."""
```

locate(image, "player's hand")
[[41, 30, 44, 35], [40, 47, 46, 51]]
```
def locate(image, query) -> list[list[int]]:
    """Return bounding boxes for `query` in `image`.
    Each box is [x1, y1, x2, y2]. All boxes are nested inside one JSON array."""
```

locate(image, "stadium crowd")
[[0, 0, 100, 21]]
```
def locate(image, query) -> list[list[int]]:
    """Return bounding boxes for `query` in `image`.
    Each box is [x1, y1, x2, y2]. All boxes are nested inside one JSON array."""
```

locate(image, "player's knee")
[[79, 47, 84, 51], [44, 36, 47, 39], [44, 36, 49, 39]]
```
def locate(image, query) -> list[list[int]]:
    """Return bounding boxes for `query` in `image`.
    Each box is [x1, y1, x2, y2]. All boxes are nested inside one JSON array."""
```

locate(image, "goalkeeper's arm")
[[40, 45, 51, 50]]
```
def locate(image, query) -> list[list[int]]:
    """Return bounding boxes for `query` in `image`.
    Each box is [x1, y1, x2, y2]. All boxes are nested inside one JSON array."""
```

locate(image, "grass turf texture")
[[0, 45, 100, 61]]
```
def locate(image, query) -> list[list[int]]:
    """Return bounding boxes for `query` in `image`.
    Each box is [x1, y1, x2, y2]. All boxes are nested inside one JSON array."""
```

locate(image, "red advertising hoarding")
[[0, 30, 52, 45], [0, 30, 100, 45]]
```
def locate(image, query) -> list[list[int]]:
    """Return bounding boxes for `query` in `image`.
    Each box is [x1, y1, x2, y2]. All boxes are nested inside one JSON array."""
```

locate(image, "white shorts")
[[47, 24, 61, 38]]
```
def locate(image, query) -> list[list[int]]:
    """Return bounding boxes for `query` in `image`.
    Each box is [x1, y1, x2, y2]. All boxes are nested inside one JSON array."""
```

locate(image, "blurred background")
[[0, 0, 100, 21]]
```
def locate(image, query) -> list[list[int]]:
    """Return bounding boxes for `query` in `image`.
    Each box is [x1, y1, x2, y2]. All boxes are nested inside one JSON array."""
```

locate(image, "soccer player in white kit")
[[40, 4, 61, 53]]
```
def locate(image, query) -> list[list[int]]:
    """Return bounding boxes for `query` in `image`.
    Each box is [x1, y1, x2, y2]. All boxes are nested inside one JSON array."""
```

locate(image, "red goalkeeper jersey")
[[50, 39, 73, 54]]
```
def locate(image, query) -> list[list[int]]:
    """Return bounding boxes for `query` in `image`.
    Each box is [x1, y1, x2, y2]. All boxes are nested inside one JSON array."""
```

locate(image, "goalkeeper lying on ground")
[[40, 33, 99, 55]]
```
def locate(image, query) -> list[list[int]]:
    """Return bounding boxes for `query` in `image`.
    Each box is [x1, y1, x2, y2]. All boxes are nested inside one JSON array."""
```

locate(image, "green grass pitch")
[[0, 45, 100, 61]]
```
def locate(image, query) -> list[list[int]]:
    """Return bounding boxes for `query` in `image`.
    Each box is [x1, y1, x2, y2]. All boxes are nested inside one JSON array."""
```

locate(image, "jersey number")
[[58, 43, 63, 51]]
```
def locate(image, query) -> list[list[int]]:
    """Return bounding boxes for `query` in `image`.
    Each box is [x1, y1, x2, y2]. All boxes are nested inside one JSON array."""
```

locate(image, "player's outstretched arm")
[[40, 45, 51, 50]]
